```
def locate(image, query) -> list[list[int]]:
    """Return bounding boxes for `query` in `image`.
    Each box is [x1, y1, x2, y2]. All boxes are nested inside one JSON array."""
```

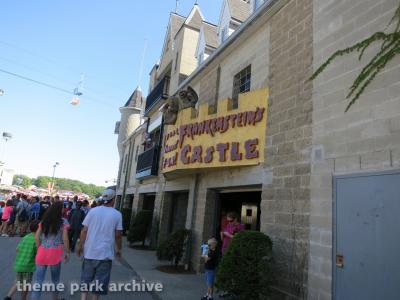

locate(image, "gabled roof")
[[202, 22, 219, 49], [184, 5, 205, 30], [227, 0, 250, 23], [170, 13, 186, 37]]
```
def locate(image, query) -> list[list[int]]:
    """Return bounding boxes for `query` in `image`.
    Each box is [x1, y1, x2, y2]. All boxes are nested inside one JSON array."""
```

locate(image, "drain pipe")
[[184, 173, 200, 270]]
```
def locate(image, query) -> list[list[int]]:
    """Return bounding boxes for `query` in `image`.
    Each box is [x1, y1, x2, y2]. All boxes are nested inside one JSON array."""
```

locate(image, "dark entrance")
[[168, 192, 188, 234], [216, 191, 261, 237], [142, 194, 155, 211]]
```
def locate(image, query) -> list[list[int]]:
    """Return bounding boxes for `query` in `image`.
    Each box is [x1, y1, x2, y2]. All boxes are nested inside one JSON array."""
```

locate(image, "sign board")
[[161, 88, 268, 174]]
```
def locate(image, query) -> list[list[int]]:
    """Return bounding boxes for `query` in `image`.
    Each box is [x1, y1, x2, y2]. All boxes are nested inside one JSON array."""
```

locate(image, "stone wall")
[[309, 1, 400, 299], [261, 0, 313, 298]]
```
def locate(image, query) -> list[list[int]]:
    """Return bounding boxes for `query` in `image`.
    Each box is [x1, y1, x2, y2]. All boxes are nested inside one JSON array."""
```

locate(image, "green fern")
[[310, 3, 400, 112]]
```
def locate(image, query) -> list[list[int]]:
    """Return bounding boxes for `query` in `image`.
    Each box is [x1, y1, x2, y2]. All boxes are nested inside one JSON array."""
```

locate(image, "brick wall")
[[309, 1, 400, 299], [261, 0, 313, 298]]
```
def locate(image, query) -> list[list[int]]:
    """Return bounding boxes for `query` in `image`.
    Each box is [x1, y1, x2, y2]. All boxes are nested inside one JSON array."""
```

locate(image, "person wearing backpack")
[[16, 194, 30, 237]]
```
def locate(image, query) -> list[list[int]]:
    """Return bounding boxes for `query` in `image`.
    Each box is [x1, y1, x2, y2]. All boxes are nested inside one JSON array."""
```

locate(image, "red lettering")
[[216, 143, 229, 162], [230, 114, 237, 128], [221, 116, 230, 133], [179, 125, 187, 147], [190, 146, 202, 163], [247, 111, 256, 125], [237, 113, 243, 127], [254, 107, 265, 123], [231, 142, 243, 161], [204, 146, 214, 163], [180, 145, 191, 164], [245, 139, 259, 159]]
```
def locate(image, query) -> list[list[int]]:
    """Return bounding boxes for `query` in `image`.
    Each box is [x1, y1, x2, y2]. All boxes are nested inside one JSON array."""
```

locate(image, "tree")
[[127, 210, 153, 245], [12, 175, 31, 187], [310, 3, 400, 112], [12, 174, 105, 198], [216, 231, 273, 300]]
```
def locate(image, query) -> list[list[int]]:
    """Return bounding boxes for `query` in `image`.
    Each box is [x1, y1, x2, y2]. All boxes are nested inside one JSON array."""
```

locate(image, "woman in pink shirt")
[[1, 200, 14, 237], [32, 201, 70, 300], [221, 211, 245, 255]]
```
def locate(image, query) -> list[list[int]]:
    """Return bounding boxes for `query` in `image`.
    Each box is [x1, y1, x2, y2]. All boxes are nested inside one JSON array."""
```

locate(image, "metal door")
[[333, 170, 400, 300], [241, 203, 258, 230]]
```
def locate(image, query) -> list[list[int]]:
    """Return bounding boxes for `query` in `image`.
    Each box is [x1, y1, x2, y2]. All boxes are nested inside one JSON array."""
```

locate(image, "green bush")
[[216, 231, 273, 300], [156, 229, 190, 267], [121, 208, 132, 236], [127, 210, 153, 246]]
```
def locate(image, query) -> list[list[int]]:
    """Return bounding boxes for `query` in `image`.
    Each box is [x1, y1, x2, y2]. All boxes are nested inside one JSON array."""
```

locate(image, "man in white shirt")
[[77, 189, 123, 299]]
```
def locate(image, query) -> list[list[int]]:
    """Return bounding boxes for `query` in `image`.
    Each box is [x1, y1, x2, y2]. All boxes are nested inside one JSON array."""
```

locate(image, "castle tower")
[[116, 86, 145, 158]]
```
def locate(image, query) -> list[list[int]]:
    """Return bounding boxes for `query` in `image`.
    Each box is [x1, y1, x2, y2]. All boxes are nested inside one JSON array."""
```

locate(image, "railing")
[[136, 146, 159, 178], [145, 76, 170, 114]]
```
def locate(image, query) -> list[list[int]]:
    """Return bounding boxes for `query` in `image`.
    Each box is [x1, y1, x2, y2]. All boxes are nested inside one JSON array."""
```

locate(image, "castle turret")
[[115, 86, 145, 158]]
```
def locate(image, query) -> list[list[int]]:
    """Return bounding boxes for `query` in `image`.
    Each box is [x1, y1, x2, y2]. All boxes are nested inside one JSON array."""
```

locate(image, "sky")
[[0, 0, 222, 186]]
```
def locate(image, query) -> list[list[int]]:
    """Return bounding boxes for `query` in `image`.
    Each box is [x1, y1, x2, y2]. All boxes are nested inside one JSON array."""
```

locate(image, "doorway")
[[142, 194, 155, 214], [333, 170, 400, 299], [168, 192, 189, 234], [216, 190, 261, 237]]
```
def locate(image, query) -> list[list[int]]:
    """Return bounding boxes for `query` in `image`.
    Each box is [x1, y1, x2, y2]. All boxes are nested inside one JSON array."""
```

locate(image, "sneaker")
[[2, 234, 9, 237], [207, 297, 214, 300], [4, 296, 12, 300], [201, 296, 209, 300]]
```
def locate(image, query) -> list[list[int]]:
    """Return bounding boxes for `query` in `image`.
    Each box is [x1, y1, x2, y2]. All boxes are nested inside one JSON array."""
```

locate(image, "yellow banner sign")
[[161, 88, 268, 174]]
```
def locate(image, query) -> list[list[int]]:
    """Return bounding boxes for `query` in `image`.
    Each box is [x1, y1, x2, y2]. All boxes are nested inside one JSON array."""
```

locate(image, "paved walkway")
[[121, 242, 205, 300], [0, 237, 205, 300]]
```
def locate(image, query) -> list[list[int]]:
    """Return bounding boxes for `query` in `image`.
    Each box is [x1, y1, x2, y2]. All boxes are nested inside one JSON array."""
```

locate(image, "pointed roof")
[[124, 86, 144, 109], [184, 5, 205, 30], [170, 12, 186, 37], [227, 0, 250, 23], [202, 21, 219, 49]]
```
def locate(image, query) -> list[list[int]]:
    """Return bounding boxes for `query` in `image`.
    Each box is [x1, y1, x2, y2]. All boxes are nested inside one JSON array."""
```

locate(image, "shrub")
[[127, 210, 153, 246], [121, 208, 132, 236], [156, 229, 190, 267], [216, 231, 273, 300]]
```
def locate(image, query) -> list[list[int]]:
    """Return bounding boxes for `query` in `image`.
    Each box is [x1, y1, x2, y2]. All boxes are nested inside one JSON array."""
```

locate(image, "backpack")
[[18, 203, 29, 222]]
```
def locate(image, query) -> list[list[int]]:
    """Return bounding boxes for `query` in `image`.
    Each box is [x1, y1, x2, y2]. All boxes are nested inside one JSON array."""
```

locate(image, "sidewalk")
[[121, 239, 205, 300]]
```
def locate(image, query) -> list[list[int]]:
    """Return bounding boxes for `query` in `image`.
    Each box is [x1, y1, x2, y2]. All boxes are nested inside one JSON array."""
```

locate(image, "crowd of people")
[[2, 189, 123, 300], [0, 191, 244, 300], [0, 194, 96, 238]]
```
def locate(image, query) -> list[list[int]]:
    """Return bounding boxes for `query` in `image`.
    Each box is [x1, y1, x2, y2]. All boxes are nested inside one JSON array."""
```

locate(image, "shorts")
[[205, 269, 216, 288], [16, 272, 33, 285], [81, 259, 112, 295]]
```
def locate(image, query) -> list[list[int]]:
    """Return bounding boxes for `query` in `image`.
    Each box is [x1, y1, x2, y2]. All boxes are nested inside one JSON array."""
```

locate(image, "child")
[[201, 238, 219, 300], [4, 221, 39, 300], [1, 200, 13, 237]]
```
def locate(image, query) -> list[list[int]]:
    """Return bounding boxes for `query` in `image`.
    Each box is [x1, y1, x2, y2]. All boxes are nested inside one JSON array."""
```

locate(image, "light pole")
[[0, 132, 12, 166], [51, 162, 60, 192], [0, 132, 12, 185]]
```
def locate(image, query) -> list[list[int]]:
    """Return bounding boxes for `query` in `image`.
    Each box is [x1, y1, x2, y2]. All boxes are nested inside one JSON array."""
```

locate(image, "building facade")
[[115, 0, 400, 299]]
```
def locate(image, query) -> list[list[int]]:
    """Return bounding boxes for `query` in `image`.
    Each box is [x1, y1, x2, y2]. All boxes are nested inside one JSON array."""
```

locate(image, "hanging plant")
[[310, 3, 400, 112]]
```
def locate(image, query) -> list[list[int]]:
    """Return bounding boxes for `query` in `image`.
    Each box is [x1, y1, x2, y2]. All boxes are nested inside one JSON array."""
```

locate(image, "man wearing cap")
[[76, 189, 123, 299]]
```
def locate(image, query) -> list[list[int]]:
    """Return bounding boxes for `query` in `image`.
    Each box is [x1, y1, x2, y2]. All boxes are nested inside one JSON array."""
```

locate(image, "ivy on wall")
[[310, 3, 400, 112]]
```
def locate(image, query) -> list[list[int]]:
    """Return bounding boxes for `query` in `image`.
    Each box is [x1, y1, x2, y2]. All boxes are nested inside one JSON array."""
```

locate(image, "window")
[[232, 65, 251, 108]]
